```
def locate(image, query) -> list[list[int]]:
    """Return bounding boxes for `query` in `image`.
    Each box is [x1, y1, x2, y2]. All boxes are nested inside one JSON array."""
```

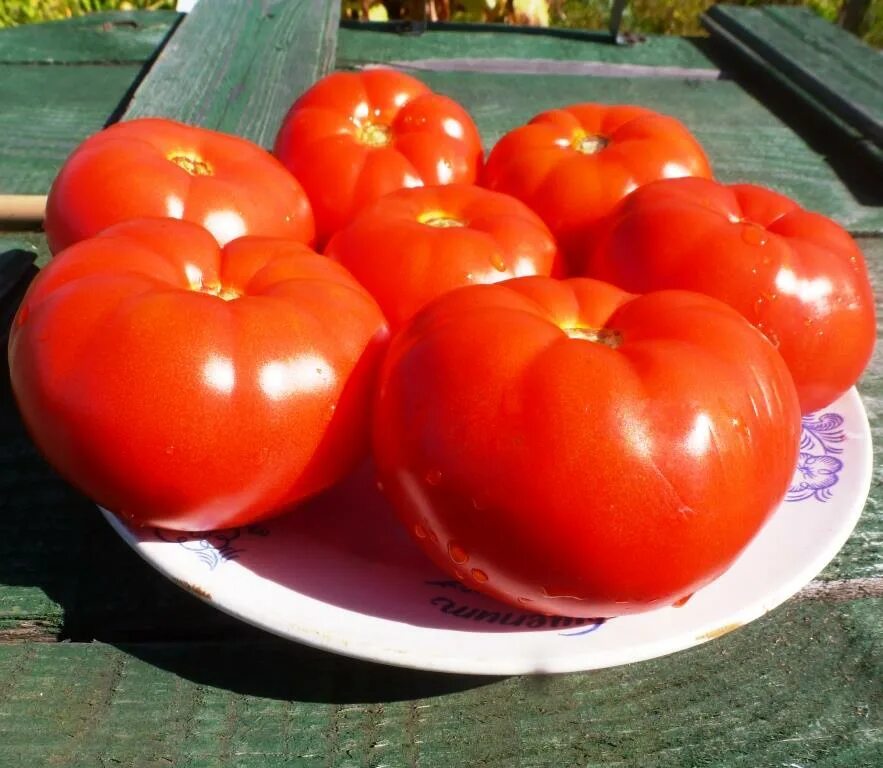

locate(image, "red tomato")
[[273, 69, 483, 245], [373, 277, 801, 617], [482, 104, 712, 268], [44, 118, 315, 254], [325, 184, 562, 330], [9, 218, 388, 531], [584, 178, 876, 414]]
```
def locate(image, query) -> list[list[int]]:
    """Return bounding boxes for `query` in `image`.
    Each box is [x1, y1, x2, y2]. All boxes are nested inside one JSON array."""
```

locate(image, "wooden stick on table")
[[0, 195, 47, 224]]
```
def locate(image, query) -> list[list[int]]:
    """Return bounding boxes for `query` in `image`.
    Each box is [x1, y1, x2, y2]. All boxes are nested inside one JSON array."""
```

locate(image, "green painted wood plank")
[[0, 64, 147, 194], [337, 26, 717, 69], [403, 70, 883, 233], [124, 0, 340, 148], [0, 599, 880, 766], [701, 4, 883, 181], [0, 233, 881, 638], [0, 10, 180, 64], [704, 4, 883, 149]]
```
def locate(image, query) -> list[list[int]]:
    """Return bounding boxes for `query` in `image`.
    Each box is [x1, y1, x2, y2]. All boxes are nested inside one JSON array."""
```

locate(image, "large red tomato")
[[584, 178, 876, 414], [373, 277, 801, 617], [44, 118, 315, 254], [482, 104, 712, 267], [325, 184, 562, 330], [9, 218, 388, 530], [274, 69, 483, 245]]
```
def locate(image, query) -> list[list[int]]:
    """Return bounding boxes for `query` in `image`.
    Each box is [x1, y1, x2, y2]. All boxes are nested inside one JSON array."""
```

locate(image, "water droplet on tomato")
[[756, 322, 780, 348], [425, 468, 443, 486], [673, 593, 693, 607], [375, 479, 385, 493], [741, 223, 768, 246], [471, 497, 487, 511], [517, 596, 533, 606], [448, 542, 468, 563], [471, 568, 488, 583], [413, 524, 427, 539]]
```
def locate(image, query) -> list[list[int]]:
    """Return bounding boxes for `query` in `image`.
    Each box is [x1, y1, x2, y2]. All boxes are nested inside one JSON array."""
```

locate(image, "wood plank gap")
[[123, 0, 341, 147], [355, 58, 722, 80], [0, 621, 58, 643], [704, 5, 883, 149]]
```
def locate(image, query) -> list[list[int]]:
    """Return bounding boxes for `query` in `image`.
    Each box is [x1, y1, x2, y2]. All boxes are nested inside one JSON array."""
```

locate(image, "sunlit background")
[[0, 1, 879, 47]]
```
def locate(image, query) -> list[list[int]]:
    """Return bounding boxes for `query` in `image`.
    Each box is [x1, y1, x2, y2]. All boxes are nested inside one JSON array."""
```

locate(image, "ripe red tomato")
[[274, 69, 483, 245], [584, 178, 876, 414], [9, 218, 388, 531], [482, 104, 712, 268], [373, 277, 801, 617], [325, 184, 562, 330], [44, 118, 315, 254]]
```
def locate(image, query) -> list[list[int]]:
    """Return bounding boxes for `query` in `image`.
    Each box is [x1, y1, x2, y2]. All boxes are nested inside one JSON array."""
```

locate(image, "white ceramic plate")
[[103, 388, 872, 675]]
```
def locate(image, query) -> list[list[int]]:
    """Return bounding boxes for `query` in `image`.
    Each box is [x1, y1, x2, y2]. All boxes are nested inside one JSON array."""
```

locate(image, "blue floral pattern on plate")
[[787, 412, 845, 503], [154, 525, 268, 570]]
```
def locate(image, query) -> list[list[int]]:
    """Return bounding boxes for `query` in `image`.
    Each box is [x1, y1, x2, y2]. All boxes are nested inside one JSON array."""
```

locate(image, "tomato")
[[44, 118, 315, 254], [481, 104, 712, 268], [9, 218, 388, 531], [273, 69, 483, 245], [325, 184, 562, 330], [373, 277, 801, 617], [583, 178, 876, 414]]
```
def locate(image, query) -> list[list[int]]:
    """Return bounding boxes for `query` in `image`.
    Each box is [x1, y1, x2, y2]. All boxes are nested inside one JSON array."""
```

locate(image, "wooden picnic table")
[[0, 3, 880, 765]]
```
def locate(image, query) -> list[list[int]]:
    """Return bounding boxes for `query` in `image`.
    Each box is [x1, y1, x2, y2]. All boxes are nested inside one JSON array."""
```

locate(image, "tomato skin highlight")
[[373, 277, 801, 617], [325, 184, 563, 331], [583, 177, 876, 414], [44, 118, 315, 254], [481, 103, 712, 269], [9, 218, 388, 531], [274, 70, 484, 245]]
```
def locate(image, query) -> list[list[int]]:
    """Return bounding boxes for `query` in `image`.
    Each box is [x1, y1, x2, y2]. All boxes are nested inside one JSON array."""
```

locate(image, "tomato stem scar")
[[200, 283, 240, 301], [357, 122, 392, 148], [572, 131, 609, 155], [564, 326, 622, 348], [169, 153, 213, 176], [417, 211, 466, 228]]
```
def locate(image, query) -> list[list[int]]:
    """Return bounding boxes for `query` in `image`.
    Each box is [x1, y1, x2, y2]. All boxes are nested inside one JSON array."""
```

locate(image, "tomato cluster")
[[12, 69, 874, 618]]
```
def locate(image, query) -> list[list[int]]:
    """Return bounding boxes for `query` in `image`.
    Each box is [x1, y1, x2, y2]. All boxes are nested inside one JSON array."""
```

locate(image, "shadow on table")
[[126, 639, 496, 703], [690, 36, 883, 207]]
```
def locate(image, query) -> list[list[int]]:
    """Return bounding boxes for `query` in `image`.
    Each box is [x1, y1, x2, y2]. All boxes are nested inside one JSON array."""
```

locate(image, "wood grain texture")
[[337, 26, 717, 68], [403, 70, 883, 233], [124, 0, 340, 147], [701, 3, 883, 180], [704, 5, 883, 148], [0, 599, 879, 766], [0, 10, 180, 64], [0, 64, 145, 195]]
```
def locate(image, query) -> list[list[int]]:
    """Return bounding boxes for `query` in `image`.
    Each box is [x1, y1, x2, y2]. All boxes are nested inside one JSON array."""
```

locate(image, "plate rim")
[[101, 387, 873, 675]]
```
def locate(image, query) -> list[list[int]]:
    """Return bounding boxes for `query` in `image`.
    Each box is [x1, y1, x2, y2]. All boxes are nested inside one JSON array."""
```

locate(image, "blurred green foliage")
[[0, 0, 173, 27], [2, 0, 880, 48], [556, 0, 842, 35]]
